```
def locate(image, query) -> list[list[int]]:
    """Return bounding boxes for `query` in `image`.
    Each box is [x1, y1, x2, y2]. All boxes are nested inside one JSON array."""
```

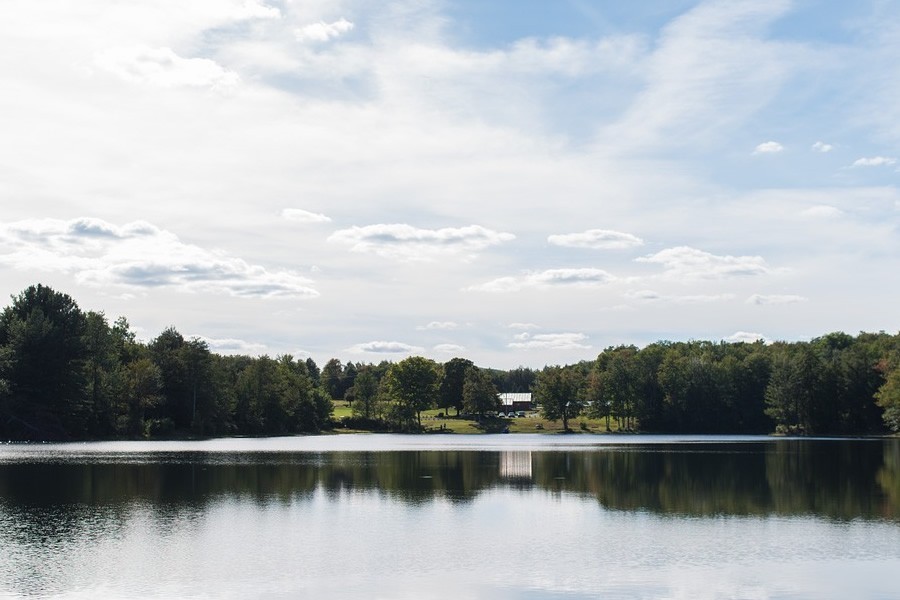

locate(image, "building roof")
[[498, 392, 532, 406]]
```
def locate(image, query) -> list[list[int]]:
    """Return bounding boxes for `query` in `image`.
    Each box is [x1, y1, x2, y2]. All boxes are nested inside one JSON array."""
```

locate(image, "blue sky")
[[0, 0, 898, 368]]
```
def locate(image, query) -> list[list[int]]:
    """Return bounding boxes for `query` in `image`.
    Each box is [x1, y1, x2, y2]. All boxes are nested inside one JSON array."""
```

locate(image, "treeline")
[[547, 332, 900, 435], [1, 284, 899, 441]]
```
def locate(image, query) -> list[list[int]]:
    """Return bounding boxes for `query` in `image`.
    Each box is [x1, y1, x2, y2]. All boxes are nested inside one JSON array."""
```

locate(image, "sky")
[[1, 0, 899, 369]]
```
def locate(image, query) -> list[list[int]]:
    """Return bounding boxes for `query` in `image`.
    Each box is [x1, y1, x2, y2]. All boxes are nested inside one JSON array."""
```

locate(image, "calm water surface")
[[1, 434, 898, 599]]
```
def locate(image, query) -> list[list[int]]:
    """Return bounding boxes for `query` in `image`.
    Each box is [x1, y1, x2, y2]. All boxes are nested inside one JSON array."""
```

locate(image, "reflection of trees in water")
[[878, 440, 900, 518], [765, 440, 889, 520], [1, 441, 898, 520]]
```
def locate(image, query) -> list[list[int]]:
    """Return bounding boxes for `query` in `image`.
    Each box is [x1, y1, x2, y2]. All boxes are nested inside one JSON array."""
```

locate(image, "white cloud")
[[725, 331, 767, 344], [470, 268, 615, 292], [508, 333, 591, 351], [605, 1, 796, 149], [812, 141, 833, 153], [852, 156, 897, 167], [547, 229, 644, 250], [281, 208, 332, 224], [507, 322, 540, 330], [636, 246, 770, 280], [800, 205, 842, 218], [0, 218, 318, 299], [746, 294, 807, 305], [232, 1, 280, 20], [347, 341, 423, 354], [328, 224, 515, 261], [753, 141, 784, 154], [295, 18, 354, 43], [624, 290, 734, 304], [95, 46, 239, 91], [417, 321, 458, 331], [433, 343, 465, 354], [195, 336, 268, 355]]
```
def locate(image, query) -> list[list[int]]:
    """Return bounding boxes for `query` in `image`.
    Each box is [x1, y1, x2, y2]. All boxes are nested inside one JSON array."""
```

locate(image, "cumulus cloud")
[[196, 336, 268, 356], [95, 46, 239, 91], [636, 246, 770, 280], [295, 18, 354, 43], [433, 343, 466, 354], [507, 322, 540, 330], [0, 218, 317, 299], [725, 331, 767, 344], [470, 268, 615, 292], [746, 294, 807, 305], [281, 208, 332, 224], [624, 290, 734, 304], [753, 141, 784, 154], [417, 321, 458, 331], [852, 156, 897, 167], [812, 141, 833, 153], [328, 224, 515, 261], [508, 333, 591, 351], [231, 1, 280, 20], [801, 205, 842, 218], [547, 229, 644, 250], [347, 341, 423, 354]]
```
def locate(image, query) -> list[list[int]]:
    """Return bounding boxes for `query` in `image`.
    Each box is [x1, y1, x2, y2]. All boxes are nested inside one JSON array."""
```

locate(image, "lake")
[[1, 435, 899, 599]]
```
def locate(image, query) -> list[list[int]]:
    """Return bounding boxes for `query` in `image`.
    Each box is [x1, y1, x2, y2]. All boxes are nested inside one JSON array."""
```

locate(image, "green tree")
[[341, 361, 359, 406], [439, 357, 473, 416], [462, 366, 500, 418], [321, 358, 344, 400], [305, 357, 320, 385], [120, 357, 162, 437], [534, 366, 584, 432], [384, 356, 442, 430], [590, 346, 640, 430], [351, 366, 380, 420], [0, 284, 88, 440], [875, 366, 900, 432], [82, 311, 118, 436], [765, 345, 823, 434]]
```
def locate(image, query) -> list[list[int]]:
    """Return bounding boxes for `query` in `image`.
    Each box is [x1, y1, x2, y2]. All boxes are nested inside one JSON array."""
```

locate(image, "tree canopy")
[[1, 283, 899, 440]]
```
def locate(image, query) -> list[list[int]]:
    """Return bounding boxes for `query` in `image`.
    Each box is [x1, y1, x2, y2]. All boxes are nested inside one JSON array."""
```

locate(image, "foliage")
[[383, 356, 442, 430], [462, 366, 500, 418], [533, 366, 585, 431], [350, 366, 381, 420], [1, 283, 898, 440], [0, 284, 89, 440], [876, 366, 900, 432]]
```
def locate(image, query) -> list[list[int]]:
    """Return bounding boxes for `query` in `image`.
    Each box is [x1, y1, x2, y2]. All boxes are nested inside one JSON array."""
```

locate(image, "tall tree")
[[351, 366, 380, 420], [321, 358, 343, 400], [0, 284, 88, 440], [120, 357, 162, 437], [439, 357, 473, 416], [384, 356, 442, 430], [305, 357, 321, 385], [875, 365, 900, 432], [534, 366, 584, 432], [82, 310, 117, 436], [462, 366, 500, 418]]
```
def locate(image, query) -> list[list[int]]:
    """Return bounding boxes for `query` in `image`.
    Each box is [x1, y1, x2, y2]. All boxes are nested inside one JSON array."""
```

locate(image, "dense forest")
[[1, 284, 899, 441]]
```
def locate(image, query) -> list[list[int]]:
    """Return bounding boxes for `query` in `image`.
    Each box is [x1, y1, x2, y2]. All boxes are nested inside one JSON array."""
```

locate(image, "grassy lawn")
[[332, 400, 353, 419], [331, 401, 625, 434], [418, 408, 623, 434]]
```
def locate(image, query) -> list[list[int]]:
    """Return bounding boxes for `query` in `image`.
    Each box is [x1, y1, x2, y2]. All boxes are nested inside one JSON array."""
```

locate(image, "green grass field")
[[332, 400, 623, 434]]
